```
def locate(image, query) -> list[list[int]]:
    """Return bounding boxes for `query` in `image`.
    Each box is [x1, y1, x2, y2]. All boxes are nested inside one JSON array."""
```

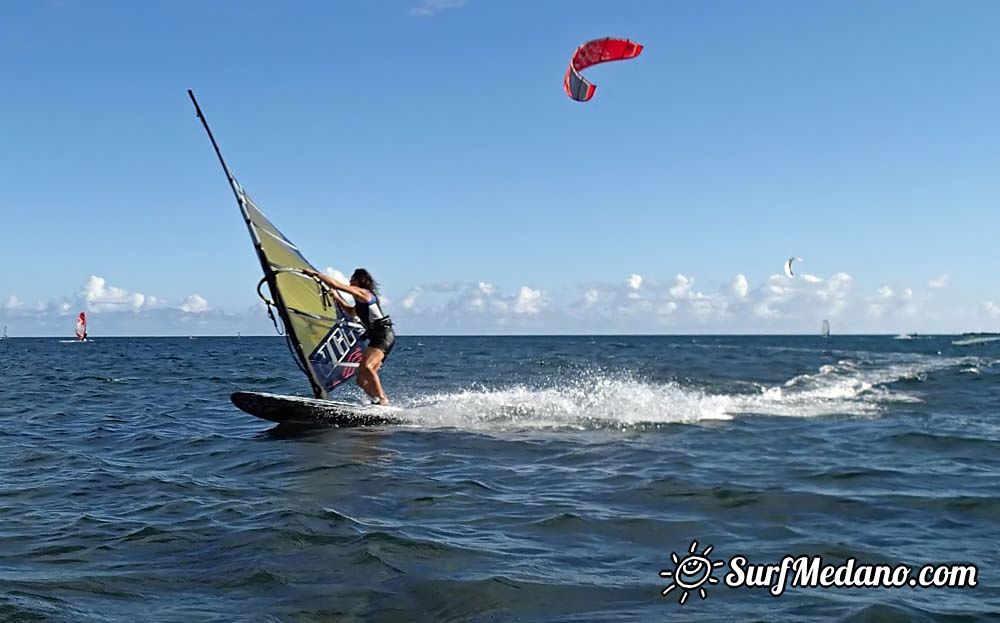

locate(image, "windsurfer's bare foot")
[[378, 396, 389, 406]]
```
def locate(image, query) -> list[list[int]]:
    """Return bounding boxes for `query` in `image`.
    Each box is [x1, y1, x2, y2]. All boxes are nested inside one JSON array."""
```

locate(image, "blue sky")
[[2, 0, 999, 335]]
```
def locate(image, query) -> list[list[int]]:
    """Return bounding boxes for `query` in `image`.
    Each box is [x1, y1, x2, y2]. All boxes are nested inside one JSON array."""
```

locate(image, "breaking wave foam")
[[399, 355, 983, 431]]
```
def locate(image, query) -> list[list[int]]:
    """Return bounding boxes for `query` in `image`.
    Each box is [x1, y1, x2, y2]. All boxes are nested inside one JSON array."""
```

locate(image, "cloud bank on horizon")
[[0, 275, 245, 337], [2, 270, 996, 336]]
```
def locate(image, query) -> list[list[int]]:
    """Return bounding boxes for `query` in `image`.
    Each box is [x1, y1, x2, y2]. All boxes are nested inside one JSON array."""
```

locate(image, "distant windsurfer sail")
[[76, 312, 87, 341], [188, 90, 396, 425], [821, 319, 830, 338]]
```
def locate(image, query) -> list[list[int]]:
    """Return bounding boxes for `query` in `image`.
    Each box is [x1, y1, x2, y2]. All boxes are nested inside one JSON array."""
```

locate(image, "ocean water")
[[0, 335, 997, 622]]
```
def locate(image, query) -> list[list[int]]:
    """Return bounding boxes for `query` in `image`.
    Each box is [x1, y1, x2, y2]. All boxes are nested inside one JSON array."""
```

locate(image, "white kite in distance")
[[784, 256, 804, 278]]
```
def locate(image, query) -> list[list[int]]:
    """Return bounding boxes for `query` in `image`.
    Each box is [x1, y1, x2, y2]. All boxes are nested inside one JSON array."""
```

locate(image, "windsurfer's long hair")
[[350, 268, 378, 294]]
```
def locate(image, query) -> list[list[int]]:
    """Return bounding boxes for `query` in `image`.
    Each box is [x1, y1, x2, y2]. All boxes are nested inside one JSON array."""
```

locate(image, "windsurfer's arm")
[[330, 290, 357, 315], [301, 268, 370, 301]]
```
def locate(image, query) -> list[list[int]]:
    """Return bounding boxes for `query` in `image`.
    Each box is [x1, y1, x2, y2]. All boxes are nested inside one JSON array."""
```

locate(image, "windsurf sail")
[[75, 312, 87, 341], [188, 90, 365, 399], [821, 319, 830, 338], [784, 256, 803, 278]]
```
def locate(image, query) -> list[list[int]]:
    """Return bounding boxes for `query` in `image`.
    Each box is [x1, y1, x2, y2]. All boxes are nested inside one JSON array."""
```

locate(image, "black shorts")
[[367, 325, 395, 356]]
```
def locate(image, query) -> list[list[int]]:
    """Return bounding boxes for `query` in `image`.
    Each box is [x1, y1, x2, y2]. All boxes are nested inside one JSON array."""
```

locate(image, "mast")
[[187, 90, 242, 205], [187, 90, 326, 397]]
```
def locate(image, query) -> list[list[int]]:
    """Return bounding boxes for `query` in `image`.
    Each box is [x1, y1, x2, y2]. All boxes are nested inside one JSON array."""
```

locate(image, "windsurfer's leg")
[[356, 367, 377, 398], [361, 347, 388, 404]]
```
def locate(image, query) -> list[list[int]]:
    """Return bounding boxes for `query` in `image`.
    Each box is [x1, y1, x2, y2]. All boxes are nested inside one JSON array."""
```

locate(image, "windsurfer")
[[302, 268, 395, 405]]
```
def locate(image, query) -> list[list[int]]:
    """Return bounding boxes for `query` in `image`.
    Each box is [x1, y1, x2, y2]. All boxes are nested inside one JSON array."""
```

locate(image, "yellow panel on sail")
[[238, 190, 365, 398]]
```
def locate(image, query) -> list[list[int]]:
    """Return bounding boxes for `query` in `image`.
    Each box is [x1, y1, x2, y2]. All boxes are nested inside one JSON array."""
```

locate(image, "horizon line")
[[2, 332, 982, 339]]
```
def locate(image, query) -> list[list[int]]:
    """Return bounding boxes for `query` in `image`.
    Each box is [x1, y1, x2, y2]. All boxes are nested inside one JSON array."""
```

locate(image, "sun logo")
[[659, 540, 725, 604]]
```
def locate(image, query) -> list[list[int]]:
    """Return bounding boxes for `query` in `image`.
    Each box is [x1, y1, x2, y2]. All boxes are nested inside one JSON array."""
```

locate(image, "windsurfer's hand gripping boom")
[[300, 268, 363, 314]]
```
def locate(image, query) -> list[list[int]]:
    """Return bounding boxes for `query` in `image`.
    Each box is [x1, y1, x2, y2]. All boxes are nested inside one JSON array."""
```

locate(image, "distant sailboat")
[[821, 319, 830, 338], [1, 325, 7, 341]]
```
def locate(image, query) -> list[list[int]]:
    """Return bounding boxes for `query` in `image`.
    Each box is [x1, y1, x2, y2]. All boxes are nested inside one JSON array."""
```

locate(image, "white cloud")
[[150, 296, 171, 310], [6, 269, 991, 336], [320, 267, 359, 307], [400, 288, 420, 311], [867, 282, 921, 320], [753, 302, 779, 319], [815, 273, 853, 314], [322, 267, 348, 283], [3, 295, 24, 310], [390, 281, 553, 332], [513, 286, 544, 315], [410, 0, 467, 17], [425, 281, 461, 293], [180, 294, 209, 313], [0, 276, 238, 335], [669, 274, 692, 298], [731, 274, 749, 298], [213, 268, 1000, 334], [928, 274, 949, 289], [80, 275, 146, 312], [707, 271, 854, 325]]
